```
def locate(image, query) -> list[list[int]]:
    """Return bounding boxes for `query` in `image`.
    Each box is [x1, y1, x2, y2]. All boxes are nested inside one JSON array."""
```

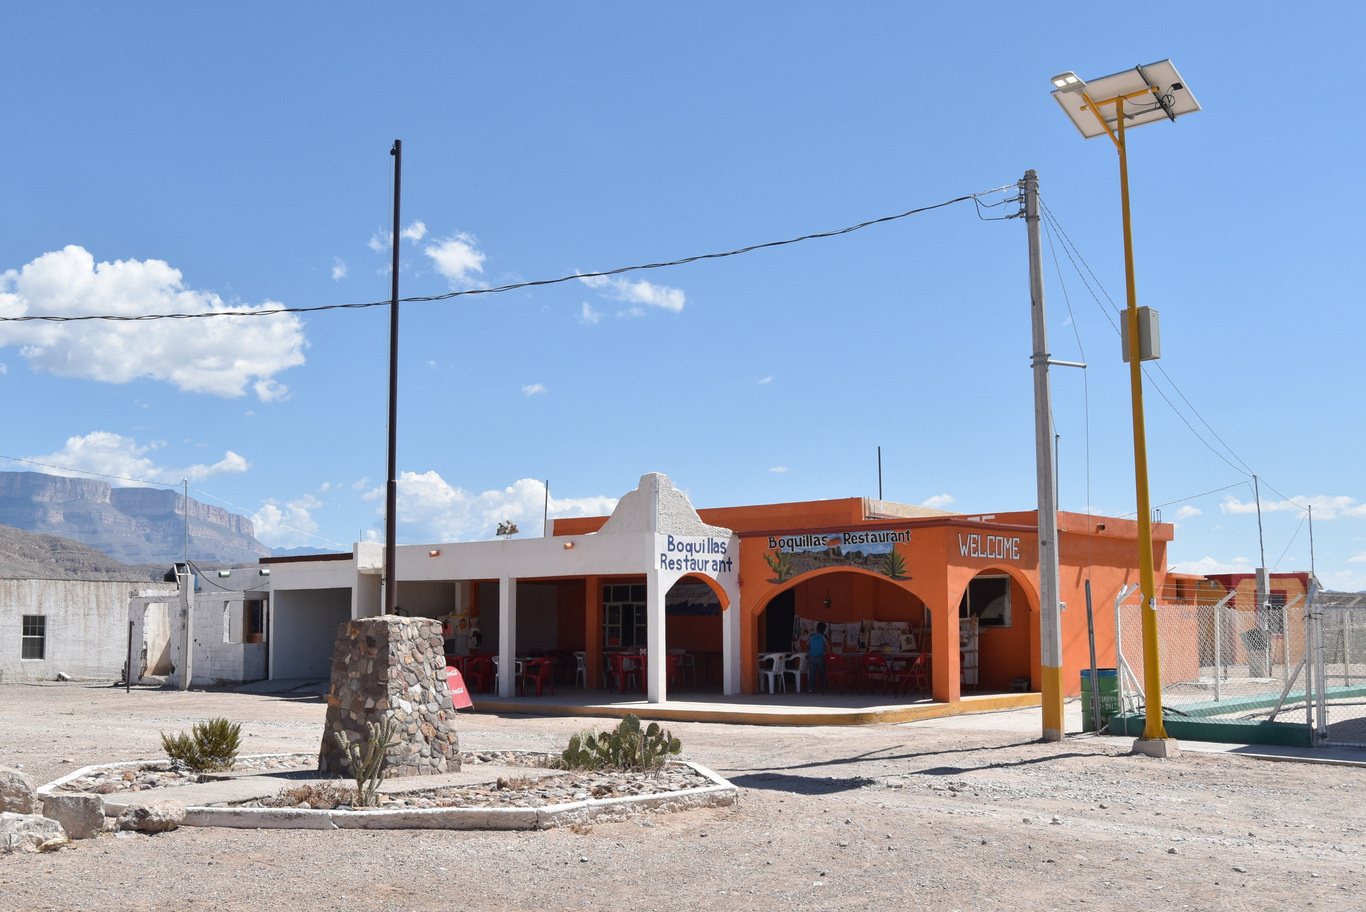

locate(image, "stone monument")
[[318, 615, 460, 778]]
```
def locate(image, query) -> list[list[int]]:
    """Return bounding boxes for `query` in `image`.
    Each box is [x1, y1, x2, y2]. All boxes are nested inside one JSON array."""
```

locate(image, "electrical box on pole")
[[1120, 306, 1160, 361]]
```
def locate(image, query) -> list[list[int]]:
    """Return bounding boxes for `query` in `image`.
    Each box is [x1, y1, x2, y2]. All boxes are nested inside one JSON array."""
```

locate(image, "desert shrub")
[[561, 713, 681, 772], [277, 781, 356, 808], [160, 718, 242, 772]]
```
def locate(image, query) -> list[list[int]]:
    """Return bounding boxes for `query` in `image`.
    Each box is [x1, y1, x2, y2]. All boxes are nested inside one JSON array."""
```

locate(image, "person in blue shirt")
[[808, 622, 828, 693]]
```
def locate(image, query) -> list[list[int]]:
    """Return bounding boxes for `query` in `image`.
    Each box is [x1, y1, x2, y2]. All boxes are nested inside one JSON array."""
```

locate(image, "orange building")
[[555, 479, 1174, 704]]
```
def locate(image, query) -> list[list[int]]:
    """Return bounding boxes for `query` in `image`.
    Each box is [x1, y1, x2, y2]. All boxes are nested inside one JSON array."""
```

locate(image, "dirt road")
[[2, 682, 1362, 911]]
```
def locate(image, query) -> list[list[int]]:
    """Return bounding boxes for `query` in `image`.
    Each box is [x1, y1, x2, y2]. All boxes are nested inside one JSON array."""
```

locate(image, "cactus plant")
[[561, 713, 681, 772], [333, 717, 399, 807]]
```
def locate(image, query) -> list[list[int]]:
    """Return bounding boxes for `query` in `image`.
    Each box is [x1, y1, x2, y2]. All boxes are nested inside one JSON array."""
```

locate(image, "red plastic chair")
[[462, 655, 494, 694], [823, 653, 851, 693], [860, 653, 892, 695], [519, 657, 555, 697]]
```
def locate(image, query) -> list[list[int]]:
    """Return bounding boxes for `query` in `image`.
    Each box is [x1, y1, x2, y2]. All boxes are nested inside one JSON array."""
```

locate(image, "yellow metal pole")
[[1115, 98, 1168, 741]]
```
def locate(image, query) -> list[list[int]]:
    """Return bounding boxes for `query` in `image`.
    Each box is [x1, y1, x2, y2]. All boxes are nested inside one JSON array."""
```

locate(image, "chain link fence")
[[1111, 585, 1311, 737], [1109, 584, 1366, 747], [1307, 592, 1366, 747]]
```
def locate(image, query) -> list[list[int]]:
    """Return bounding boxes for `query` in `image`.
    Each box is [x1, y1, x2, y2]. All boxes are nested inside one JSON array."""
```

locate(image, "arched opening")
[[755, 568, 930, 694], [957, 570, 1034, 691], [664, 574, 726, 692]]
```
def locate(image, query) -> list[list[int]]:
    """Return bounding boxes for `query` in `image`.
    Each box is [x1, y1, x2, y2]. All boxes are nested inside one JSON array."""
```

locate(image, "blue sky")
[[2, 3, 1363, 590]]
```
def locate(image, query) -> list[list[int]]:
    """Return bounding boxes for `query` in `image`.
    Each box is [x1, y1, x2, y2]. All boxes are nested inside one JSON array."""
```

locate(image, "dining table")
[[605, 652, 646, 694]]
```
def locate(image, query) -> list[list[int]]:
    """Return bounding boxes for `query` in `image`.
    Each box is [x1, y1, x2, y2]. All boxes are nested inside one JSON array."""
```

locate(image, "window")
[[21, 615, 46, 660], [959, 576, 1011, 628], [1262, 591, 1287, 635], [603, 583, 647, 648]]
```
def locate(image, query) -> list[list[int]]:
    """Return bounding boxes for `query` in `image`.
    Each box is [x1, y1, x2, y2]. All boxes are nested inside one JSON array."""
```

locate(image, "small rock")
[[42, 794, 104, 840], [0, 768, 40, 815], [1233, 866, 1248, 873], [117, 799, 186, 833], [1167, 847, 1178, 855]]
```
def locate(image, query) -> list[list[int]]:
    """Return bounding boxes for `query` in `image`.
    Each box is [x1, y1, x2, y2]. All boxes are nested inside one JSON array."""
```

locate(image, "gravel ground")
[[2, 682, 1364, 912]]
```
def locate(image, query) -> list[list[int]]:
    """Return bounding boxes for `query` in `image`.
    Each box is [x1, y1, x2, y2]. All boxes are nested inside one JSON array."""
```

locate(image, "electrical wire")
[[0, 186, 1015, 324], [1037, 199, 1264, 482], [0, 454, 180, 488]]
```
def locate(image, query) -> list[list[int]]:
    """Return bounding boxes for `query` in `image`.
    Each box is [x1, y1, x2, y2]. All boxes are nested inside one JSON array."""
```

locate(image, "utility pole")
[[1024, 170, 1082, 741], [385, 140, 402, 615]]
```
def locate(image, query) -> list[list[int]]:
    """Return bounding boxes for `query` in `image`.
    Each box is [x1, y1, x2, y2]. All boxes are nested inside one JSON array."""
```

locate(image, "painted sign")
[[956, 533, 1022, 561], [657, 534, 734, 575], [763, 529, 913, 583]]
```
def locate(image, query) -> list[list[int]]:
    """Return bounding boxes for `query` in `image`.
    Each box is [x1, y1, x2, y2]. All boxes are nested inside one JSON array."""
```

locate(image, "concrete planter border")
[[41, 753, 737, 831]]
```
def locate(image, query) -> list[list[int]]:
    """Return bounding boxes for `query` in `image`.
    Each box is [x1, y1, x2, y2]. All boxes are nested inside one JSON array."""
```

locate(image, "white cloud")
[[769, 466, 788, 473], [758, 376, 773, 385], [579, 302, 601, 324], [922, 494, 956, 510], [1221, 494, 1366, 520], [424, 233, 486, 288], [1175, 505, 1202, 519], [0, 246, 305, 399], [1170, 555, 1256, 575], [251, 494, 323, 549], [577, 273, 685, 314], [615, 278, 684, 312], [29, 431, 249, 485], [369, 221, 427, 251], [522, 383, 546, 396], [385, 473, 617, 541], [331, 258, 347, 281]]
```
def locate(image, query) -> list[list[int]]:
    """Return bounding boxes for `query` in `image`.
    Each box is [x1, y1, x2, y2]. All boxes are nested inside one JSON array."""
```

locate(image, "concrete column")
[[498, 578, 517, 697], [930, 604, 960, 704], [645, 570, 666, 703], [721, 582, 741, 695]]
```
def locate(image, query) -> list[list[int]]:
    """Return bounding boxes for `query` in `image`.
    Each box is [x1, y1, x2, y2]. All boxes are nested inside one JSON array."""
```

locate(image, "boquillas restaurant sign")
[[763, 529, 913, 583]]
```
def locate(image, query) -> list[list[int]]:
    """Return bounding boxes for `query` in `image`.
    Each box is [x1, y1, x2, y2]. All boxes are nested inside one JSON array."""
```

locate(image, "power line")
[[0, 186, 1016, 324], [1037, 199, 1261, 482], [0, 454, 179, 488]]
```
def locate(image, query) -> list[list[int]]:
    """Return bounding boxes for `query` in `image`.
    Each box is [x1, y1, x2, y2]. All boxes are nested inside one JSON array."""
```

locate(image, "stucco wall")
[[0, 578, 138, 682]]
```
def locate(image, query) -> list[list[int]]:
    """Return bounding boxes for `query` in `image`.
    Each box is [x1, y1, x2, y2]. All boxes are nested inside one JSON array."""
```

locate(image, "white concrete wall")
[[0, 579, 140, 683], [188, 594, 267, 685]]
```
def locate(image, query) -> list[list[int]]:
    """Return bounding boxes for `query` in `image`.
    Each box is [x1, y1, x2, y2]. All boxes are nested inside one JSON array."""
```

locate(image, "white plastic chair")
[[573, 651, 587, 689], [784, 653, 810, 693], [757, 652, 787, 694]]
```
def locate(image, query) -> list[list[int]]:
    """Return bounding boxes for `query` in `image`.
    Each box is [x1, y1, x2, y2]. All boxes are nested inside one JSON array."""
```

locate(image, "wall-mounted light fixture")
[[258, 568, 270, 577], [563, 541, 575, 550], [496, 520, 519, 539], [429, 550, 440, 557], [1096, 523, 1106, 531], [823, 591, 831, 611], [218, 570, 232, 579]]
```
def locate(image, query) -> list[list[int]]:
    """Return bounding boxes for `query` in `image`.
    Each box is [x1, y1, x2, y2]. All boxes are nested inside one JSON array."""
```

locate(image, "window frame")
[[21, 614, 46, 660]]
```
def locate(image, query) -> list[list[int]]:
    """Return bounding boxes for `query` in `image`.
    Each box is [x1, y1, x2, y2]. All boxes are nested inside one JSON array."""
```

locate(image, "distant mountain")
[[0, 472, 271, 565], [0, 524, 163, 581]]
